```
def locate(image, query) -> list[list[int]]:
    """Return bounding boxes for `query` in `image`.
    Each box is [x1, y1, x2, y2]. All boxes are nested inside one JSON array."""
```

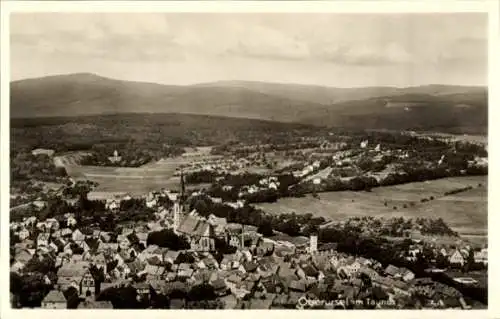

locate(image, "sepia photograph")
[[1, 1, 496, 315]]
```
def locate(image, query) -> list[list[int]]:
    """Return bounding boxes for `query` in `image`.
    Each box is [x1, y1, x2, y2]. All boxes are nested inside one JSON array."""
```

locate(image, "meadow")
[[255, 175, 487, 239], [65, 157, 189, 196]]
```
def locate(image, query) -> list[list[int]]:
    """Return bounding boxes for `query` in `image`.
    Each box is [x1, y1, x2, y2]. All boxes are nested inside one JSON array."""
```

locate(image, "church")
[[172, 171, 216, 252]]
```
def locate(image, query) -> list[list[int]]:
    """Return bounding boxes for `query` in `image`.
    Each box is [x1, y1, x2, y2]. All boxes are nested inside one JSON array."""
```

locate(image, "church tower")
[[173, 201, 181, 234], [173, 169, 186, 234]]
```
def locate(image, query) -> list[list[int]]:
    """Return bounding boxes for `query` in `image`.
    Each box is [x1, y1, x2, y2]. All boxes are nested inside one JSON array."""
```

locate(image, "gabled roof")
[[146, 256, 163, 266], [42, 290, 66, 303], [72, 229, 85, 241], [165, 250, 181, 261], [84, 237, 100, 252], [243, 261, 258, 273], [57, 261, 88, 277], [211, 278, 227, 290], [163, 281, 189, 294], [37, 233, 50, 241], [144, 264, 165, 276], [318, 243, 337, 251], [384, 264, 401, 276], [177, 215, 215, 238], [300, 264, 319, 277], [126, 260, 145, 273], [127, 232, 140, 245], [289, 280, 306, 292]]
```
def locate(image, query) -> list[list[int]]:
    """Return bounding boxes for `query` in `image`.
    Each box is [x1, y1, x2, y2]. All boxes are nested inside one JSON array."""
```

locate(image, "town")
[[9, 129, 488, 310]]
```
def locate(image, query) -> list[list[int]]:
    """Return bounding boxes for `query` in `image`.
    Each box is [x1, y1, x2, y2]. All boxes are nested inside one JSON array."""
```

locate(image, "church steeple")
[[173, 168, 186, 234], [180, 169, 186, 200]]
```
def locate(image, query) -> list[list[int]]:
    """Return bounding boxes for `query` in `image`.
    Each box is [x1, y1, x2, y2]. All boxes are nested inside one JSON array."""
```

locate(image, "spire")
[[180, 169, 185, 200]]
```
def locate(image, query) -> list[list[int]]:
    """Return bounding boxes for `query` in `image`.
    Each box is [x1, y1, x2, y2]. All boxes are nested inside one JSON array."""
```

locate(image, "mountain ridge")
[[10, 73, 488, 134]]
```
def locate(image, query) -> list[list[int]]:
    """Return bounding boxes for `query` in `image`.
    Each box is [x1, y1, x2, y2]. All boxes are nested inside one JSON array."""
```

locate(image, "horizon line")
[[10, 72, 488, 90]]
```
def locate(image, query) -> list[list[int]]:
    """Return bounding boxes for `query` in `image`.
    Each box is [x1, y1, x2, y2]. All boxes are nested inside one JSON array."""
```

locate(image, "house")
[[66, 216, 78, 227], [296, 263, 320, 281], [45, 218, 60, 230], [56, 261, 89, 291], [138, 245, 167, 262], [113, 250, 128, 265], [136, 232, 149, 246], [146, 198, 158, 208], [60, 228, 73, 238], [80, 269, 96, 298], [72, 229, 86, 244], [106, 200, 120, 211], [80, 240, 92, 254], [289, 280, 307, 293], [18, 228, 30, 241], [117, 235, 131, 250], [37, 233, 50, 247], [474, 249, 487, 265], [220, 294, 238, 309], [33, 200, 47, 210], [384, 264, 401, 278], [134, 282, 151, 299], [449, 249, 466, 266], [400, 268, 415, 282], [92, 253, 107, 271], [126, 259, 146, 276], [199, 257, 219, 270], [316, 243, 337, 255], [49, 242, 60, 253], [173, 201, 216, 252], [220, 254, 237, 271], [211, 279, 229, 296], [357, 257, 372, 266], [41, 290, 66, 309], [227, 228, 244, 248], [32, 148, 55, 157], [10, 261, 25, 274], [164, 250, 181, 264], [348, 261, 361, 274], [63, 243, 74, 257], [240, 261, 258, 274], [144, 257, 166, 279], [98, 243, 119, 255], [176, 263, 194, 278], [360, 267, 380, 281]]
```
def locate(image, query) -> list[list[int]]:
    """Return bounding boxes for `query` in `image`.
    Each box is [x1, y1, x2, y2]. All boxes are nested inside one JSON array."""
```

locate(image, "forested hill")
[[11, 73, 487, 134]]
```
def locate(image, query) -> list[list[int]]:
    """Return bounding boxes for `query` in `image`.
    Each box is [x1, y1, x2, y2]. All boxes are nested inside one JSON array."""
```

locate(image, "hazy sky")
[[10, 13, 487, 87]]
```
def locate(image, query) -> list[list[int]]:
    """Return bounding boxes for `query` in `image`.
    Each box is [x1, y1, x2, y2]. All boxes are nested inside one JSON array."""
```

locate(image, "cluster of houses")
[[10, 169, 486, 310], [10, 192, 480, 310]]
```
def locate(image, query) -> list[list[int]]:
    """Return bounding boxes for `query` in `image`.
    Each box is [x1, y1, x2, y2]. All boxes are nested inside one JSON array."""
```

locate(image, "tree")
[[97, 286, 140, 309], [257, 221, 274, 237], [360, 272, 372, 291], [187, 284, 216, 301], [464, 249, 475, 272], [64, 287, 81, 309], [146, 229, 190, 250], [11, 272, 51, 308]]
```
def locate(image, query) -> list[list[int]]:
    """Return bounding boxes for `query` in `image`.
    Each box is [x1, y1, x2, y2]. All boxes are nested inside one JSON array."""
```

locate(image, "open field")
[[65, 157, 191, 195], [255, 176, 487, 239]]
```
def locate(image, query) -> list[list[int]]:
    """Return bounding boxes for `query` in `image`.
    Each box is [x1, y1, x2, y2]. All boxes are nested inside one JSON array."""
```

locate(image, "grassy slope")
[[255, 175, 487, 235]]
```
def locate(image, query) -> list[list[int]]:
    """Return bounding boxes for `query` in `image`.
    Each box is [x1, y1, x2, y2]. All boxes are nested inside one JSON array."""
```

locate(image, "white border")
[[1, 1, 499, 319]]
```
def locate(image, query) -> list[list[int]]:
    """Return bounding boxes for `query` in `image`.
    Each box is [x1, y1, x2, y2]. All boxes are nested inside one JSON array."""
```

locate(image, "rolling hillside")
[[10, 73, 488, 134]]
